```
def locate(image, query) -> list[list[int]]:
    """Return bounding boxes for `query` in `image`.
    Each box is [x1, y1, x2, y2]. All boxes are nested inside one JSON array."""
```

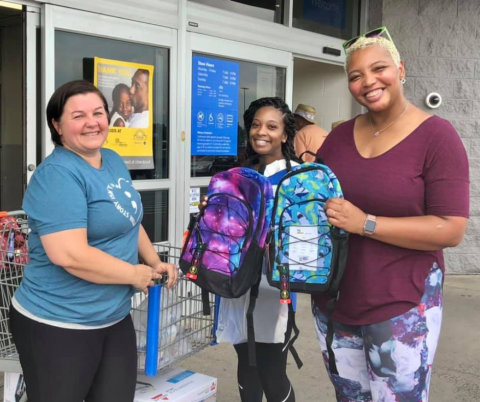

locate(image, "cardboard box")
[[4, 372, 28, 402], [135, 367, 217, 402]]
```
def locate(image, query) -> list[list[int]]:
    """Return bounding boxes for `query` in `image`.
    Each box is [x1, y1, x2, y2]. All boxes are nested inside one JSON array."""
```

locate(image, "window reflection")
[[190, 0, 284, 24], [55, 31, 169, 180], [292, 0, 360, 40], [0, 5, 23, 211], [141, 190, 169, 243]]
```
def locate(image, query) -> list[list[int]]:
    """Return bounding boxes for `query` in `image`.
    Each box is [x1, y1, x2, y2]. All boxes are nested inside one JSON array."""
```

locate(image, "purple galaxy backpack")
[[180, 167, 273, 299]]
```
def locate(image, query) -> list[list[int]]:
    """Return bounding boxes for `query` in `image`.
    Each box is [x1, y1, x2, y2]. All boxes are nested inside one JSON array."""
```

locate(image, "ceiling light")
[[0, 1, 22, 10]]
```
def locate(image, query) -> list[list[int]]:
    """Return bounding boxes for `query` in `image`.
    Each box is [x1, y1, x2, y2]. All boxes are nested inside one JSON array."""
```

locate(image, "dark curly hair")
[[112, 83, 130, 105], [243, 97, 301, 171]]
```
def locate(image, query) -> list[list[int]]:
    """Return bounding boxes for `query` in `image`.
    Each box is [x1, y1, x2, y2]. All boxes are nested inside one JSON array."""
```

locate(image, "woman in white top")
[[200, 97, 302, 402]]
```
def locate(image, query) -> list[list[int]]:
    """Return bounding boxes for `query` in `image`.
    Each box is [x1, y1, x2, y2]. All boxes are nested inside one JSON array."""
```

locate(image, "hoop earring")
[[401, 78, 406, 84]]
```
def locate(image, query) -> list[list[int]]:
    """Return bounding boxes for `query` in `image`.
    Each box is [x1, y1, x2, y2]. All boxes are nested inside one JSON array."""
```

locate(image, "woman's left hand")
[[325, 198, 366, 235], [152, 261, 179, 289]]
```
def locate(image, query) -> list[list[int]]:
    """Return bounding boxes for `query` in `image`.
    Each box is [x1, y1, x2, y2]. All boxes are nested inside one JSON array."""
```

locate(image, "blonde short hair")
[[345, 36, 401, 71]]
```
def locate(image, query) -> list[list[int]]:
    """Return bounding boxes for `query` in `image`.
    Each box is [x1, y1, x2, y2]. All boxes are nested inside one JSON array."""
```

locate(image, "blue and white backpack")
[[266, 162, 349, 374]]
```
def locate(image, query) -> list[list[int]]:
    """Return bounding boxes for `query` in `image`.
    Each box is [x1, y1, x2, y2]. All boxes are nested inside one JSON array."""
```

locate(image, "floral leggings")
[[313, 265, 443, 402]]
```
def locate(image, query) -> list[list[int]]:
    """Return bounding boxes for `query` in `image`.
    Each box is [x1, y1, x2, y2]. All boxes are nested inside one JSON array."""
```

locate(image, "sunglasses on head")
[[342, 26, 393, 54]]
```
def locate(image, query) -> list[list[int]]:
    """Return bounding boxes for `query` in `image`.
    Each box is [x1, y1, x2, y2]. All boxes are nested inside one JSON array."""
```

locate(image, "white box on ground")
[[135, 367, 217, 402], [4, 372, 27, 402]]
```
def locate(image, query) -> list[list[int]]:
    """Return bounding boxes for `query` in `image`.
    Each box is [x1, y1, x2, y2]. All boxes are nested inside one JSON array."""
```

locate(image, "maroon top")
[[313, 115, 469, 325]]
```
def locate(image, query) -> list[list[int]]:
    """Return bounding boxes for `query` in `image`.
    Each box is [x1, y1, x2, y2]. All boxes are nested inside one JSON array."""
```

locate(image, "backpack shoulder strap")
[[299, 150, 324, 164], [246, 274, 262, 367], [325, 227, 349, 375], [286, 303, 303, 369], [201, 289, 211, 316]]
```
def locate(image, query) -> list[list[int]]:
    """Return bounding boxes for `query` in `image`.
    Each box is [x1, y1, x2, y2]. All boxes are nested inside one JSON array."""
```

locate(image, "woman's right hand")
[[198, 195, 208, 211], [132, 264, 161, 294]]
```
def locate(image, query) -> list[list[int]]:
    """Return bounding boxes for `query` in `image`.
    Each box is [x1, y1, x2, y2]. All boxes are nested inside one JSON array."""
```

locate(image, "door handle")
[[27, 164, 36, 172]]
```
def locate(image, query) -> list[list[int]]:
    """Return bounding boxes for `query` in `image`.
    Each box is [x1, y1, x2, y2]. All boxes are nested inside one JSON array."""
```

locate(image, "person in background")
[[199, 97, 301, 402], [110, 83, 133, 127], [10, 80, 178, 402], [331, 120, 345, 130], [129, 69, 150, 128], [293, 103, 328, 162], [313, 27, 469, 401]]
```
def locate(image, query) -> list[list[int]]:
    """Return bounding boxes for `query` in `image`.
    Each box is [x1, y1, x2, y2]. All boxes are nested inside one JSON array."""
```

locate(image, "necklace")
[[369, 101, 409, 137]]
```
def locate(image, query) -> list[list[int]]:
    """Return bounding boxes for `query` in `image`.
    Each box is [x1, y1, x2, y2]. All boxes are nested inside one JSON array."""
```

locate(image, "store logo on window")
[[303, 0, 346, 29]]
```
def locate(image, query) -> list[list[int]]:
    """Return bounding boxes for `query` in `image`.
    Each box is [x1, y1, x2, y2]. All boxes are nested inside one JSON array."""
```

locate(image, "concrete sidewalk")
[[179, 275, 480, 401]]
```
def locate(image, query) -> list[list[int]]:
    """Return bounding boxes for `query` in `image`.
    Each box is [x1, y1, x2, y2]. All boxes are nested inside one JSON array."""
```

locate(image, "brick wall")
[[367, 0, 479, 274]]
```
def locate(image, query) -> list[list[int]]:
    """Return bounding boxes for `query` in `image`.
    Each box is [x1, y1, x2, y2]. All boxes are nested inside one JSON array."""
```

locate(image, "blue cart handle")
[[145, 284, 162, 377]]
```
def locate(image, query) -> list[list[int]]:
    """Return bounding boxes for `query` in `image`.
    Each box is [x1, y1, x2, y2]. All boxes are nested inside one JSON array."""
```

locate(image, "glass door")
[[181, 33, 293, 241], [0, 3, 39, 211], [42, 5, 178, 244]]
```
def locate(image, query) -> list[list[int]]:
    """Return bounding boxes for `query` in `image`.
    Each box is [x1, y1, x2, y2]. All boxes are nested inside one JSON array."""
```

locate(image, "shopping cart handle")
[[0, 210, 25, 218], [145, 284, 162, 377]]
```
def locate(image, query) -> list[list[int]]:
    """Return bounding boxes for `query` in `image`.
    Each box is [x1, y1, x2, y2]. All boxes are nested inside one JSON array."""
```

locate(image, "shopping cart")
[[0, 211, 216, 375], [133, 244, 216, 375], [0, 211, 29, 373]]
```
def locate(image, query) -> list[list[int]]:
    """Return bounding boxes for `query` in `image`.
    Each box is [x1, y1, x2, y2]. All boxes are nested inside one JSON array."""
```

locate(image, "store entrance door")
[[0, 3, 24, 211], [181, 33, 293, 242]]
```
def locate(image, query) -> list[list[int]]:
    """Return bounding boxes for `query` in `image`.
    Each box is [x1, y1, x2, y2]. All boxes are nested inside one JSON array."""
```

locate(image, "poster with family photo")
[[93, 57, 154, 170]]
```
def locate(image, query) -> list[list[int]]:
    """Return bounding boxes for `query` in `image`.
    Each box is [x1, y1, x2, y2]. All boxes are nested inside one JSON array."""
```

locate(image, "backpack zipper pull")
[[187, 242, 206, 280], [278, 264, 291, 304]]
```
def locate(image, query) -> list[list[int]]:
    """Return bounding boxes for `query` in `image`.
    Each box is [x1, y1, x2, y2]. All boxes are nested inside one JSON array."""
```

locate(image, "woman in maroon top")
[[313, 28, 469, 401]]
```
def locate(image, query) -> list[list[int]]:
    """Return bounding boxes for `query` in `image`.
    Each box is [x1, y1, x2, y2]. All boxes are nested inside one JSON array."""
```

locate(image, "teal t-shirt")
[[15, 146, 143, 326]]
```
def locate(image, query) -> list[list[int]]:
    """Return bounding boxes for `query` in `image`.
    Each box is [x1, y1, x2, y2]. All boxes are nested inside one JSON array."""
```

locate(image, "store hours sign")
[[191, 55, 239, 156]]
